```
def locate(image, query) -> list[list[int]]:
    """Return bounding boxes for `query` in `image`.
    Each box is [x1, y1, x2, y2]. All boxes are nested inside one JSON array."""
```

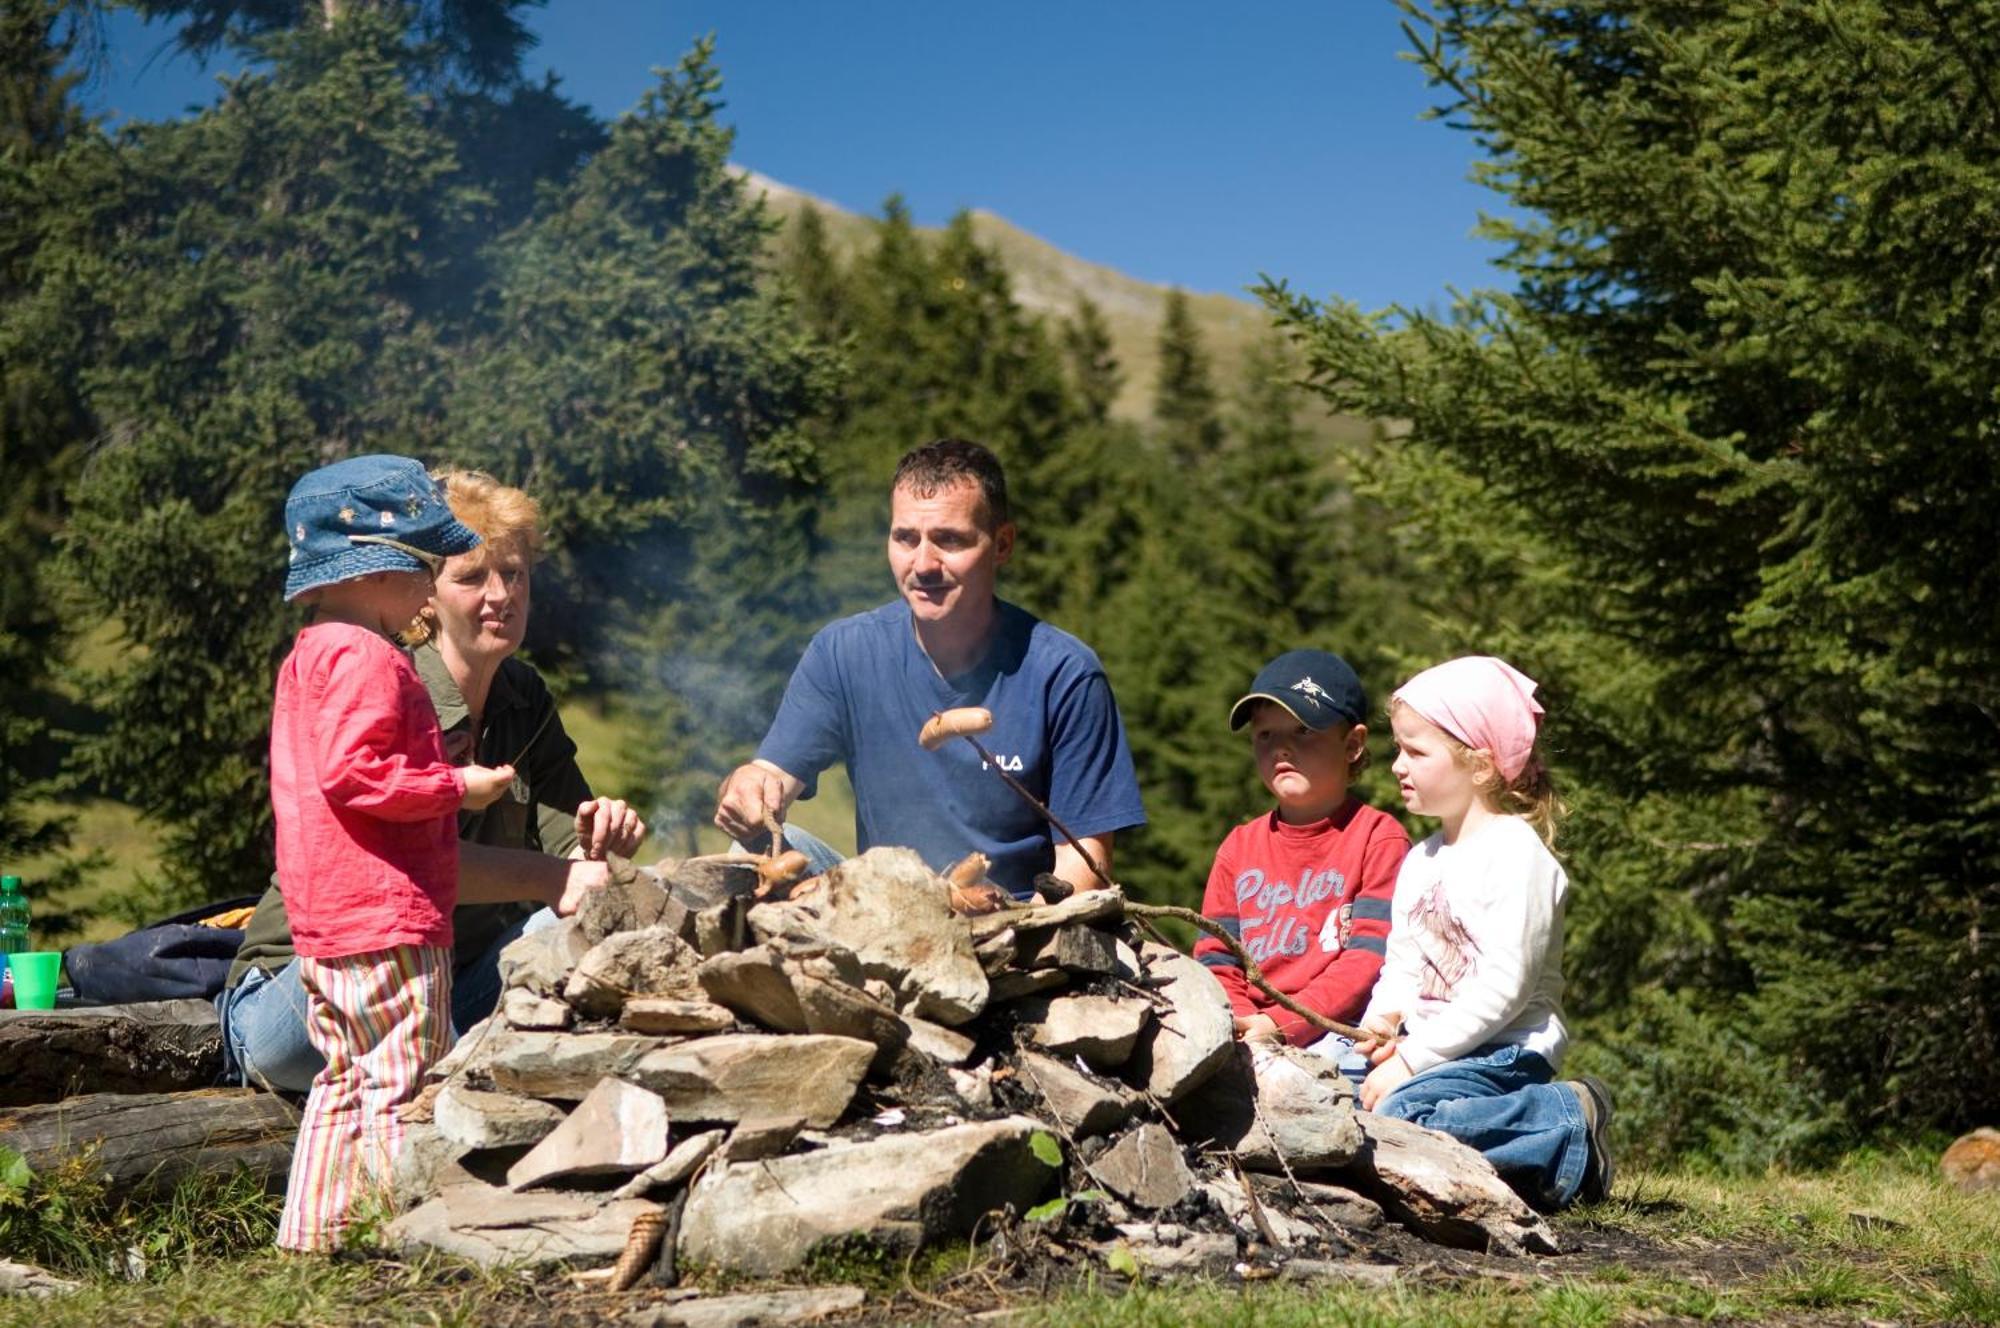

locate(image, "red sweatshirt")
[[271, 622, 466, 960], [1193, 799, 1409, 1046]]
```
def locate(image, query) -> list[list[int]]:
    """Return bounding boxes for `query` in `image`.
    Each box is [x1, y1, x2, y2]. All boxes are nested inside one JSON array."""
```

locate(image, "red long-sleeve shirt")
[[1193, 799, 1409, 1046], [271, 622, 465, 960]]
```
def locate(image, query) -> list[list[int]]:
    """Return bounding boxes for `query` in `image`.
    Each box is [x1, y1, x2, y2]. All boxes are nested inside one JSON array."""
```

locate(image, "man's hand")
[[574, 797, 646, 861], [713, 760, 802, 842], [1359, 1049, 1415, 1111], [1050, 833, 1115, 893], [1234, 1013, 1282, 1045], [555, 859, 611, 917], [460, 763, 516, 812]]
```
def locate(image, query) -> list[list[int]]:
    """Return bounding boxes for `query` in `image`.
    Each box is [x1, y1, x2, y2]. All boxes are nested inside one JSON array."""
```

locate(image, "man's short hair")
[[892, 439, 1011, 529]]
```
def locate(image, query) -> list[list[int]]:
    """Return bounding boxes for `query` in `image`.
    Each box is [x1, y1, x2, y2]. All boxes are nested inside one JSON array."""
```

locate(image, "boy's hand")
[[460, 763, 516, 811], [1234, 1014, 1282, 1045], [1359, 1050, 1415, 1111]]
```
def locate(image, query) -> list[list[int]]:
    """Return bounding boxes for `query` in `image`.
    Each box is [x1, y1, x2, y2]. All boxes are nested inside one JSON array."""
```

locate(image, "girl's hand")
[[1353, 1009, 1404, 1064], [1359, 1050, 1415, 1111], [460, 763, 516, 811], [1234, 1014, 1282, 1045]]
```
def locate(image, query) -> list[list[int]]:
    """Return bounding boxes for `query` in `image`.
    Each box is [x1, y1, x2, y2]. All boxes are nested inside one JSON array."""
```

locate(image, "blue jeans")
[[1375, 1042, 1588, 1211], [215, 908, 556, 1093]]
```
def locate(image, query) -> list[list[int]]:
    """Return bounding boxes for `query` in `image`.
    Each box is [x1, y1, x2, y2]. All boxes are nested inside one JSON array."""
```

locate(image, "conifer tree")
[[0, 0, 94, 926], [1153, 288, 1224, 466], [1266, 0, 2000, 1159]]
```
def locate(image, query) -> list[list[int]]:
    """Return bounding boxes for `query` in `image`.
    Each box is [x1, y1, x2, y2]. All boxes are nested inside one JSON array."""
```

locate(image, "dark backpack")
[[63, 896, 262, 1004]]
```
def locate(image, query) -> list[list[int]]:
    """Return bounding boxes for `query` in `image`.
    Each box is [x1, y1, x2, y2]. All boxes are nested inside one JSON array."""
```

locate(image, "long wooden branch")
[[1123, 901, 1365, 1041]]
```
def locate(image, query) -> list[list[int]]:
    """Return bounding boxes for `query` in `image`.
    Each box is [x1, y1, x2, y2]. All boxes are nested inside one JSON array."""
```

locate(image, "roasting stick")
[[919, 707, 1115, 891], [917, 707, 1367, 1042]]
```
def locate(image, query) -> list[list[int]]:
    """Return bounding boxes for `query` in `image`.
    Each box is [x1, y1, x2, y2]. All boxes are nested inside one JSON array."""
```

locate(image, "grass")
[[6, 1152, 1997, 1327]]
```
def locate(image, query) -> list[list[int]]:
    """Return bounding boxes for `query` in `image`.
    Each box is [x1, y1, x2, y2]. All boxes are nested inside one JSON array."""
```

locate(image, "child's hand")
[[1359, 1050, 1415, 1111], [1234, 1014, 1282, 1045], [460, 763, 516, 811], [1353, 1009, 1403, 1064]]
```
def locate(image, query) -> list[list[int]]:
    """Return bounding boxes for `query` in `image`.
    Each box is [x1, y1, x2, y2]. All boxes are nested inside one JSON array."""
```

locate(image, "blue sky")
[[80, 2, 1508, 312]]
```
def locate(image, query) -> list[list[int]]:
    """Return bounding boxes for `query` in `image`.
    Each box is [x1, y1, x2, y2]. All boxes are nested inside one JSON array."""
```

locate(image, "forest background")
[[2, 0, 1996, 1181]]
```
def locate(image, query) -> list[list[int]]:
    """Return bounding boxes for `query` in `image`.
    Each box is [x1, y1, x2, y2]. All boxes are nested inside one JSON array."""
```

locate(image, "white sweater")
[[1362, 815, 1569, 1075]]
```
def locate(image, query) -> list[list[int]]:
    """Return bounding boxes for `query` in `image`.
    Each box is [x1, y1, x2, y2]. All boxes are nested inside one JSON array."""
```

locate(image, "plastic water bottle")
[[0, 874, 29, 955]]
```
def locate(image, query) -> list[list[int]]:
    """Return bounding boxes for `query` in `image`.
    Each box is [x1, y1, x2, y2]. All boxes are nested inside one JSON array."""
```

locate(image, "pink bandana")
[[1393, 656, 1544, 782]]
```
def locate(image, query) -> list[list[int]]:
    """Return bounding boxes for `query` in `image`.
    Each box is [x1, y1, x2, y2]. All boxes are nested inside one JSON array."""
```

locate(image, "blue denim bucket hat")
[[283, 455, 481, 602]]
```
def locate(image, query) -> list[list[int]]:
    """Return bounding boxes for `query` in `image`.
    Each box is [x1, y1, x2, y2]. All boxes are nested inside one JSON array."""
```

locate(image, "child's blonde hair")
[[1390, 696, 1565, 847]]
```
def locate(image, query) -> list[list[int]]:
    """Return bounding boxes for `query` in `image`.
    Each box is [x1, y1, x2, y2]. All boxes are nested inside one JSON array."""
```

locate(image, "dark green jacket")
[[226, 643, 594, 987]]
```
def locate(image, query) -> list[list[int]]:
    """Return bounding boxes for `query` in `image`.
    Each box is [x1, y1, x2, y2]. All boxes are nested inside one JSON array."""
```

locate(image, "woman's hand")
[[1234, 1014, 1282, 1045], [460, 764, 516, 811], [1359, 1049, 1415, 1111], [575, 797, 646, 860], [555, 859, 611, 916]]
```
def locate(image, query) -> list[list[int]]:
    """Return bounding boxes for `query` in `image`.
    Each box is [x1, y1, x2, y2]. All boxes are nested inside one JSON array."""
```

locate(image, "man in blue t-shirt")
[[714, 439, 1145, 898]]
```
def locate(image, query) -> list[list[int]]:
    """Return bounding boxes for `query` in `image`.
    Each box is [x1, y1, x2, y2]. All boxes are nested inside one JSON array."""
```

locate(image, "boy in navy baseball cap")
[[269, 454, 515, 1253], [1194, 648, 1410, 1081]]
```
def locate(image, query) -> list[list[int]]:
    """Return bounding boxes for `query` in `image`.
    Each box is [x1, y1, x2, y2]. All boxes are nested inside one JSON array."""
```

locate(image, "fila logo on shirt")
[[981, 753, 1026, 773]]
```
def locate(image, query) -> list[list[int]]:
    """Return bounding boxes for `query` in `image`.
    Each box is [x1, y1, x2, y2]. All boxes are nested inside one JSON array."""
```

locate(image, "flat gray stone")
[[986, 968, 1068, 1003], [626, 1033, 873, 1126], [1015, 1050, 1135, 1138], [1017, 924, 1117, 975], [1289, 1180, 1386, 1230], [788, 847, 989, 1026], [792, 971, 907, 1071], [901, 1015, 976, 1066], [577, 862, 675, 945], [1093, 1123, 1194, 1211], [435, 1081, 566, 1151], [1025, 994, 1152, 1071], [698, 947, 806, 1033], [0, 1258, 79, 1298], [481, 1030, 677, 1100], [969, 888, 1122, 939], [1108, 1224, 1234, 1274], [612, 1128, 725, 1200], [1123, 944, 1233, 1103], [1341, 1113, 1558, 1256], [498, 919, 591, 998], [1178, 1043, 1365, 1171], [620, 997, 737, 1036], [624, 1286, 866, 1328], [678, 1115, 1056, 1274], [387, 1181, 661, 1269], [502, 987, 573, 1031], [714, 1115, 804, 1164], [565, 925, 705, 1020], [507, 1076, 670, 1190]]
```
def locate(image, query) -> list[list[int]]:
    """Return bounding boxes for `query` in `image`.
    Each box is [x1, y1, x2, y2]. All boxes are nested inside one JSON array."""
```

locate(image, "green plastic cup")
[[5, 951, 61, 1010]]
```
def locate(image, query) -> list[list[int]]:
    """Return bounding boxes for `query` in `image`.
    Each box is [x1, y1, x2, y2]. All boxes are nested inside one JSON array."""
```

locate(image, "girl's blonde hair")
[[1391, 697, 1566, 848], [403, 469, 545, 648]]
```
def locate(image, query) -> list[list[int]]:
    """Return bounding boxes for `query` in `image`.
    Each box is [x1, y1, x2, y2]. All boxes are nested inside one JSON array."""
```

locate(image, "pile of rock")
[[388, 846, 1556, 1287]]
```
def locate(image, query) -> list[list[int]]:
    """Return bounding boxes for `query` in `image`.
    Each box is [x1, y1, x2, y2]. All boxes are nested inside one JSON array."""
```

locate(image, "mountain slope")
[[736, 169, 1313, 427]]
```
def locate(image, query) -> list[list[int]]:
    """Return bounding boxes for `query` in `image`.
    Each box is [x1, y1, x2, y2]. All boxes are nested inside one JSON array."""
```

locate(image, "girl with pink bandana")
[[1352, 656, 1614, 1209]]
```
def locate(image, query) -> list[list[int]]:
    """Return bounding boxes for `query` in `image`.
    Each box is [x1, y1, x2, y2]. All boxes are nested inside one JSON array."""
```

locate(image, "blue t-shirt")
[[757, 599, 1146, 897]]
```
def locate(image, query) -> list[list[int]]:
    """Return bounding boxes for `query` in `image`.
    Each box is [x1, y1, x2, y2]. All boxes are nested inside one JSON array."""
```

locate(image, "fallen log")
[[0, 1088, 299, 1197], [0, 999, 223, 1106]]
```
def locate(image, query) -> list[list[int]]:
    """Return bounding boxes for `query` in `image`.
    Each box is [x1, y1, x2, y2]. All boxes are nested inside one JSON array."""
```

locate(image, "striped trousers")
[[276, 944, 452, 1253]]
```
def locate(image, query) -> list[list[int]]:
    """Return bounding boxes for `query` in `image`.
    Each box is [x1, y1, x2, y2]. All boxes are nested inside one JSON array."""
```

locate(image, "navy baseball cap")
[[283, 455, 481, 602], [1229, 648, 1369, 731]]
